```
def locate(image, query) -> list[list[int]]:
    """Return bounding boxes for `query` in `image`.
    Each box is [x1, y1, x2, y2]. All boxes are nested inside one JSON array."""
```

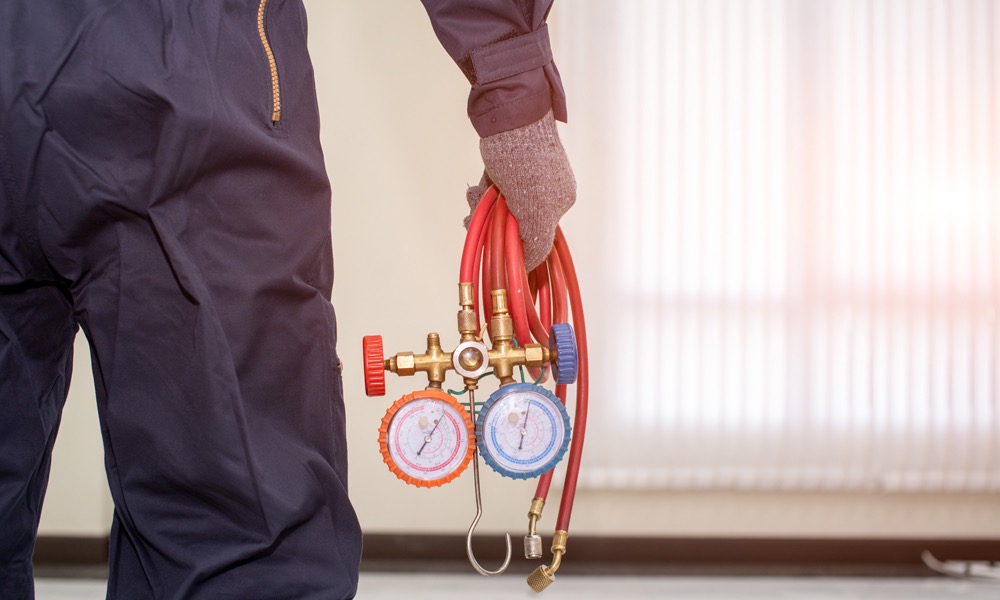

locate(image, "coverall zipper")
[[257, 0, 281, 124]]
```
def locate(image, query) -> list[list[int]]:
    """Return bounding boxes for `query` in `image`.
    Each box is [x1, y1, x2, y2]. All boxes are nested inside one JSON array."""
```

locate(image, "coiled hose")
[[460, 185, 589, 590]]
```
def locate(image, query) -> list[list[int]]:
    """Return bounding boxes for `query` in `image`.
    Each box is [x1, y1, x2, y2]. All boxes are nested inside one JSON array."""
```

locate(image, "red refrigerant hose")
[[459, 186, 589, 536]]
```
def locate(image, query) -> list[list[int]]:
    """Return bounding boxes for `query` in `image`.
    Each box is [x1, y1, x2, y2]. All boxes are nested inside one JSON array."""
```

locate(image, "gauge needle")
[[417, 418, 441, 456], [518, 401, 531, 450]]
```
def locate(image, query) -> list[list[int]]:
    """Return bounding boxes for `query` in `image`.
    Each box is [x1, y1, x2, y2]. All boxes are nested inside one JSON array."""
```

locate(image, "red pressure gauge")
[[378, 389, 474, 488]]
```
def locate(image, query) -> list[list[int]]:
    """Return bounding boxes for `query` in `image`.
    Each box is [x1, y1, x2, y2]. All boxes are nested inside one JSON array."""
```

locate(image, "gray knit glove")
[[466, 111, 576, 270]]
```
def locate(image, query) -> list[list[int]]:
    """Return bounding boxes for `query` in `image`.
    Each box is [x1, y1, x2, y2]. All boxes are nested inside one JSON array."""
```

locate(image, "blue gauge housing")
[[475, 383, 571, 480]]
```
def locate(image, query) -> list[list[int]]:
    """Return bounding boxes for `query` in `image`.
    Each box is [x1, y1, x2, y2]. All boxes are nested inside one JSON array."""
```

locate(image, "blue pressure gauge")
[[475, 383, 571, 479]]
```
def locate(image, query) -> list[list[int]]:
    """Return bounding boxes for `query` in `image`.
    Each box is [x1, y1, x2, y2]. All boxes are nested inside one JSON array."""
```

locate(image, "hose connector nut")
[[527, 565, 555, 592], [392, 352, 416, 377], [523, 343, 545, 368], [524, 534, 543, 560]]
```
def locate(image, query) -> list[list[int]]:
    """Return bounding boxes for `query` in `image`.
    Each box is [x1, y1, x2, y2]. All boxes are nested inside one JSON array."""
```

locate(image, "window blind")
[[554, 0, 999, 492]]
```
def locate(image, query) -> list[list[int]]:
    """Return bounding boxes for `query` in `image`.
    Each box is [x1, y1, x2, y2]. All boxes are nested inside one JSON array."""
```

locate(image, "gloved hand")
[[466, 110, 576, 271]]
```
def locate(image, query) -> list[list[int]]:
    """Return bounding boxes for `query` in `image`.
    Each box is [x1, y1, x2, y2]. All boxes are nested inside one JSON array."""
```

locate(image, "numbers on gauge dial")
[[379, 390, 474, 488], [476, 383, 571, 479]]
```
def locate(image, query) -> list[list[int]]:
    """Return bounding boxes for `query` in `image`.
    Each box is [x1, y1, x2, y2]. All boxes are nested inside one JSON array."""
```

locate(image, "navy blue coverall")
[[0, 0, 565, 598]]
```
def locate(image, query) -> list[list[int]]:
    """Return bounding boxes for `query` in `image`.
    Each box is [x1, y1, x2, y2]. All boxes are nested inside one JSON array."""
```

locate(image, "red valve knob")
[[362, 335, 386, 397]]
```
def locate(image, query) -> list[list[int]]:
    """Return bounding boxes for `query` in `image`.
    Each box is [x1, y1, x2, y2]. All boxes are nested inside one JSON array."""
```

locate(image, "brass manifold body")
[[382, 283, 556, 389]]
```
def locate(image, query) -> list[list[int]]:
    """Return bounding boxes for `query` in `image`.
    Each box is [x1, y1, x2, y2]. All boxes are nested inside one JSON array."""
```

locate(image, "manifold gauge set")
[[361, 186, 589, 592]]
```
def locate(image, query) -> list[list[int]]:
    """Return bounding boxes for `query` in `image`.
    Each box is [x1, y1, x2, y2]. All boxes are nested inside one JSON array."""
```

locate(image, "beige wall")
[[38, 335, 113, 536], [38, 0, 1000, 541]]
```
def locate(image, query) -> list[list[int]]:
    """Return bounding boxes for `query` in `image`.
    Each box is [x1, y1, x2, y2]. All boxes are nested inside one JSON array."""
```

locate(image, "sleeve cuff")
[[466, 26, 568, 138], [469, 25, 554, 85]]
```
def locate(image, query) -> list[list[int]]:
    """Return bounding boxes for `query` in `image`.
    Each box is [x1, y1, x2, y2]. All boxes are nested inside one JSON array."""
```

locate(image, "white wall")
[[39, 0, 1000, 541]]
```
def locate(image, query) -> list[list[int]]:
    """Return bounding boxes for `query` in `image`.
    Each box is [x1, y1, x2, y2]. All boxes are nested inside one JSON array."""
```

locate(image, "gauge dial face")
[[477, 383, 570, 479], [379, 390, 473, 487]]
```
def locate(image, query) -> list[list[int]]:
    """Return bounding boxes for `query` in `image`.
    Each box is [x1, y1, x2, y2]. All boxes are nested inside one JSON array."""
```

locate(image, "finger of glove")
[[463, 173, 492, 229], [519, 223, 558, 273], [480, 111, 575, 270]]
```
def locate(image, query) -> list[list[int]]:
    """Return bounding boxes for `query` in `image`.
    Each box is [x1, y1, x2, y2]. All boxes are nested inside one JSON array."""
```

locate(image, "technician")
[[0, 1, 574, 598]]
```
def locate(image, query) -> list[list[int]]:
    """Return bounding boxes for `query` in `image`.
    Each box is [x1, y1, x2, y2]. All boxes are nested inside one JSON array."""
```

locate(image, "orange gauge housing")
[[378, 389, 474, 488]]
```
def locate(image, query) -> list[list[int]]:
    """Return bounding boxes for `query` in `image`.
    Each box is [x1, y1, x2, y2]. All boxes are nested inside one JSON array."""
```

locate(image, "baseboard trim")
[[34, 535, 109, 565], [35, 533, 1000, 576], [361, 534, 1000, 575]]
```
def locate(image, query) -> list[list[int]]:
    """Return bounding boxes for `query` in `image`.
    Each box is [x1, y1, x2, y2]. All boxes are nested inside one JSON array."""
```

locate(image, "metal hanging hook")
[[465, 389, 512, 576]]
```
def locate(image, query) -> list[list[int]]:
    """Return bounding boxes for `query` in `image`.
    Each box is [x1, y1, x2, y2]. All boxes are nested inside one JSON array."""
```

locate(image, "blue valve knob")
[[549, 323, 578, 385]]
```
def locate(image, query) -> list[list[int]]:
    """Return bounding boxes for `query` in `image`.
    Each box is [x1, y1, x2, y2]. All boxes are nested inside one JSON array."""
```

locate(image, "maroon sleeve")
[[419, 0, 567, 137]]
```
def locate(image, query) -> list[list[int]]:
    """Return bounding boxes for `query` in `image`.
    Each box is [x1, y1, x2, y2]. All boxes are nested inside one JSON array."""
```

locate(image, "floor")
[[35, 573, 1000, 599]]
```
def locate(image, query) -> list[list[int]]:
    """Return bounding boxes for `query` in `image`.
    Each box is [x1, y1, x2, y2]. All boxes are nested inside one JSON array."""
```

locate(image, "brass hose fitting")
[[524, 497, 545, 559], [526, 530, 567, 593], [457, 283, 478, 341], [489, 290, 516, 384], [382, 331, 453, 389]]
